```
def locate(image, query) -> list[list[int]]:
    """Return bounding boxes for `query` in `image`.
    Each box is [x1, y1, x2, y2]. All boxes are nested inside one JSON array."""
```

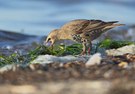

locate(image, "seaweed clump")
[[0, 39, 134, 67], [98, 39, 134, 49], [0, 44, 82, 66]]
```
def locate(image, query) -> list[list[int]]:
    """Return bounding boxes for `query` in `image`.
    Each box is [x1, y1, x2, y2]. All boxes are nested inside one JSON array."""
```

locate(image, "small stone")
[[118, 62, 128, 68], [104, 70, 113, 79], [85, 53, 102, 67], [29, 64, 36, 70], [0, 64, 18, 74], [59, 63, 64, 67]]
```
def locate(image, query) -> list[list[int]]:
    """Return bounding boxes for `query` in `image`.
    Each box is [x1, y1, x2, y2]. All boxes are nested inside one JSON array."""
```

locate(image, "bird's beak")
[[44, 41, 52, 46], [44, 38, 52, 46]]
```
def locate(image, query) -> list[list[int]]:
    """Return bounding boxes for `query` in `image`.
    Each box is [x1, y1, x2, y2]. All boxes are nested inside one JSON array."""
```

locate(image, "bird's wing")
[[60, 19, 90, 34], [74, 20, 106, 34], [82, 20, 119, 33], [81, 21, 121, 41], [60, 19, 121, 35]]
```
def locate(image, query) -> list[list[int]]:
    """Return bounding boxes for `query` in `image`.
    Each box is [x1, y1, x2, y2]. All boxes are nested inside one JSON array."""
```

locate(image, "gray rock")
[[31, 55, 91, 64], [106, 44, 135, 56]]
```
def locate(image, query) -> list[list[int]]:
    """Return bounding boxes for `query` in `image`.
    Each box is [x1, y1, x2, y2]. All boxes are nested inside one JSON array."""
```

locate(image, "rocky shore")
[[0, 29, 135, 94]]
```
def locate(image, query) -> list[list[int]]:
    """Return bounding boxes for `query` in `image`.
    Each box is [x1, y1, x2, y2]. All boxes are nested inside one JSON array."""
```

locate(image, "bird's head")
[[44, 29, 59, 46]]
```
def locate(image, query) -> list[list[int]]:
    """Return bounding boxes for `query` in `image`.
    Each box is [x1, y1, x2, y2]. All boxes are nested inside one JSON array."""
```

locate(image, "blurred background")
[[0, 0, 135, 35], [0, 0, 135, 52]]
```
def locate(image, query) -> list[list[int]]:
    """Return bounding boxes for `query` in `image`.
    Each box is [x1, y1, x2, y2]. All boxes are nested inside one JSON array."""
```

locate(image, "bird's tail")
[[107, 21, 119, 24], [102, 21, 125, 31]]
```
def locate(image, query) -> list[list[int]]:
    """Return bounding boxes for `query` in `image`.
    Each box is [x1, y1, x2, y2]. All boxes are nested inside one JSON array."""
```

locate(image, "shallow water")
[[0, 0, 135, 35]]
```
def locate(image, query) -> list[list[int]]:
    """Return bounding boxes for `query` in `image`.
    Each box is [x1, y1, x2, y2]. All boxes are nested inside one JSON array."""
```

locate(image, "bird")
[[45, 19, 124, 55]]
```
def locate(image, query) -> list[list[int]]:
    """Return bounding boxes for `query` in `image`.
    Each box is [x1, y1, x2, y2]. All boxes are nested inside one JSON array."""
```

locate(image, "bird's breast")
[[71, 29, 104, 43], [71, 34, 82, 43]]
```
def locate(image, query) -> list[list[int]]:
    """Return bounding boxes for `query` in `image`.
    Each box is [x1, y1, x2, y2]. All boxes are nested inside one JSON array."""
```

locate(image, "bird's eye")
[[48, 38, 51, 41], [46, 38, 51, 43]]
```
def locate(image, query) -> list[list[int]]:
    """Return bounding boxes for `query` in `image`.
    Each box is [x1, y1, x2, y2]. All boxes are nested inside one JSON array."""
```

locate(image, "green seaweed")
[[0, 44, 82, 66], [0, 40, 134, 67], [98, 39, 134, 49]]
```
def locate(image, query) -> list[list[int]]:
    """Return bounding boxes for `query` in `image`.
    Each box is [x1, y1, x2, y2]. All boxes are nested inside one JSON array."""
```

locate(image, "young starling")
[[45, 19, 124, 55]]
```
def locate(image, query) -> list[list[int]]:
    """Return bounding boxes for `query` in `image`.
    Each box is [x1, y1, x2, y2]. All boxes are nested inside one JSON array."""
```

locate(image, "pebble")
[[85, 53, 102, 67]]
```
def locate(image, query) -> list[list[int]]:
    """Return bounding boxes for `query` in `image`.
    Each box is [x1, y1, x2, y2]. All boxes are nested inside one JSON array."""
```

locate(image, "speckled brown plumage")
[[45, 19, 124, 55]]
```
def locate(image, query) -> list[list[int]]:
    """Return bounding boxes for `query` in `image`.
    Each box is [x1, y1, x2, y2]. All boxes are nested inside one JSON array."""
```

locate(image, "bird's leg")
[[88, 47, 91, 55], [81, 41, 87, 55], [87, 42, 92, 55]]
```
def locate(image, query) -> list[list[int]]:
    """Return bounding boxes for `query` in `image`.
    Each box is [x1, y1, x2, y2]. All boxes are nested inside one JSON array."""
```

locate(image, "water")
[[0, 0, 135, 36]]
